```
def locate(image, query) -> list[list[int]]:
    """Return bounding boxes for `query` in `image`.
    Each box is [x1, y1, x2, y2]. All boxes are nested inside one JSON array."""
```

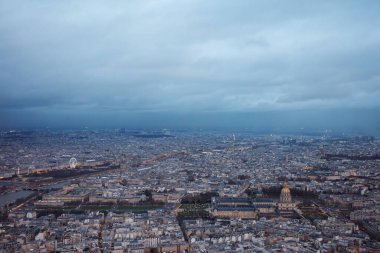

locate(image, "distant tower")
[[232, 133, 236, 153], [278, 182, 296, 210], [320, 148, 325, 157]]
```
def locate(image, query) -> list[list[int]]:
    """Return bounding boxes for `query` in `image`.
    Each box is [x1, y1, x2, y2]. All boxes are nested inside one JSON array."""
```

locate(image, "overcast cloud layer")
[[1, 1, 380, 128]]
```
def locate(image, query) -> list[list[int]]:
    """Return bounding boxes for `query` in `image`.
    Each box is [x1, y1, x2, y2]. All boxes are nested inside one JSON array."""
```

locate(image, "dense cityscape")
[[2, 0, 380, 252], [0, 129, 379, 252]]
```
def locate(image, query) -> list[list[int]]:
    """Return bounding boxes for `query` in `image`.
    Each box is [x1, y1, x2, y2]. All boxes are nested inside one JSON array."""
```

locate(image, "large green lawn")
[[115, 205, 164, 212], [177, 204, 209, 218], [180, 203, 209, 210]]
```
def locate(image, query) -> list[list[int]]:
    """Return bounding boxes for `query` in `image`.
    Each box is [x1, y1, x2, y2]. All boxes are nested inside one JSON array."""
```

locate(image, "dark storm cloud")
[[0, 0, 380, 115]]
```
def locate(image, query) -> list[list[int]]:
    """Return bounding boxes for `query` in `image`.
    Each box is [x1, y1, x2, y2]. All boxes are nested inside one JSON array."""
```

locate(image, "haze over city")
[[1, 0, 380, 133]]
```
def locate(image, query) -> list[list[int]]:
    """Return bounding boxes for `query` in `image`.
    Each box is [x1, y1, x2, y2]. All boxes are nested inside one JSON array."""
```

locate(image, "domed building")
[[280, 182, 292, 203], [278, 182, 296, 211]]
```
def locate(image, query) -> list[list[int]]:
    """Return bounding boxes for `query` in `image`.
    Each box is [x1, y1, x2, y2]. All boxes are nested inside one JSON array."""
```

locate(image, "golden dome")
[[281, 182, 290, 193], [280, 182, 292, 203]]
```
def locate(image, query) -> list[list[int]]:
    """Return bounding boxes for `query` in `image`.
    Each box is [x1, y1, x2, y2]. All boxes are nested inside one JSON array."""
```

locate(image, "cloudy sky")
[[1, 1, 380, 130]]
